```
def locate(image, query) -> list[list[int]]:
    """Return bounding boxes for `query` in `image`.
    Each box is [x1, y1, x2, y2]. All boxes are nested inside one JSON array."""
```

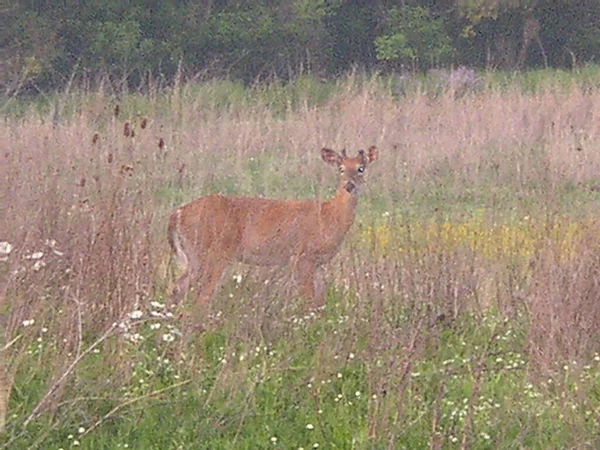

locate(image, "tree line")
[[1, 0, 599, 95]]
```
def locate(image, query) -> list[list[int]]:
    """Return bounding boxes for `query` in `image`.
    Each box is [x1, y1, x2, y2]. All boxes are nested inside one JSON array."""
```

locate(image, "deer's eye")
[[358, 166, 365, 173], [339, 166, 345, 173]]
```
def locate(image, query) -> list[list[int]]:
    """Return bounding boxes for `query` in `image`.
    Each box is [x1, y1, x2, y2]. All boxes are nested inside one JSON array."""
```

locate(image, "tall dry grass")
[[2, 75, 600, 443]]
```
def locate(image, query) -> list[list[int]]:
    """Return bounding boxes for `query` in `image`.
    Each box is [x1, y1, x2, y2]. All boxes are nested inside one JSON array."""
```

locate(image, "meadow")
[[2, 69, 600, 449]]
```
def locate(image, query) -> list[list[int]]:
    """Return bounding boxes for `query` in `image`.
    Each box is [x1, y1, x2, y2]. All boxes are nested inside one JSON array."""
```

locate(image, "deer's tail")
[[168, 209, 194, 302], [168, 208, 190, 268]]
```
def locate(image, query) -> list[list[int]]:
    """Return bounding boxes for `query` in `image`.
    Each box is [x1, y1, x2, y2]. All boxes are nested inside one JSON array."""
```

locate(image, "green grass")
[[5, 66, 600, 121], [1, 74, 344, 122], [5, 299, 600, 449], [486, 65, 600, 93]]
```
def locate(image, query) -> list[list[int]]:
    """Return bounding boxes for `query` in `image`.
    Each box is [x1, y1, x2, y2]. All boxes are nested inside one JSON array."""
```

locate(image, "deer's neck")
[[321, 183, 360, 232]]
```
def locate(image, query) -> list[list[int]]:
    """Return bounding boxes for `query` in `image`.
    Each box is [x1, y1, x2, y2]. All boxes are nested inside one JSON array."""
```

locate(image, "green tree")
[[324, 0, 379, 74], [375, 6, 455, 71], [2, 0, 599, 96], [1, 9, 60, 94], [539, 0, 600, 67]]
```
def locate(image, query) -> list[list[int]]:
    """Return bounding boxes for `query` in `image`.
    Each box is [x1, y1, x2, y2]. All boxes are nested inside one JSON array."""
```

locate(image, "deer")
[[168, 146, 378, 328]]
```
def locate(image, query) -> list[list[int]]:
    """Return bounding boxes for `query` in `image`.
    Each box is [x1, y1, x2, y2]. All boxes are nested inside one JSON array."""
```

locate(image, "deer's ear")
[[321, 148, 343, 166], [367, 145, 379, 163]]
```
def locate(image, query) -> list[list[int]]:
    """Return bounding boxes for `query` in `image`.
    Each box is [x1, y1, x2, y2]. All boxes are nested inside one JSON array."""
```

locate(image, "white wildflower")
[[150, 301, 165, 309], [129, 310, 143, 319], [22, 319, 35, 327], [306, 423, 314, 430], [25, 251, 44, 260], [162, 333, 175, 343], [0, 241, 12, 261]]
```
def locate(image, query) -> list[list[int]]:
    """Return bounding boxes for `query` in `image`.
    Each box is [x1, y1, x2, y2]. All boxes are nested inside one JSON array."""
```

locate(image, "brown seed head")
[[114, 104, 120, 118], [141, 118, 148, 129], [92, 133, 99, 144], [120, 164, 134, 176], [124, 122, 131, 137]]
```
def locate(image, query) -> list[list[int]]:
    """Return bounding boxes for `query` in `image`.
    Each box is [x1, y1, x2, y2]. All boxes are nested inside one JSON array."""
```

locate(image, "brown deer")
[[168, 146, 378, 326]]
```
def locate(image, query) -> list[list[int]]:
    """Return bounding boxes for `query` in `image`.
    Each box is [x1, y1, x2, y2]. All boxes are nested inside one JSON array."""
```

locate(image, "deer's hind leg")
[[181, 241, 236, 332], [176, 255, 226, 338], [170, 240, 201, 305], [194, 256, 231, 318]]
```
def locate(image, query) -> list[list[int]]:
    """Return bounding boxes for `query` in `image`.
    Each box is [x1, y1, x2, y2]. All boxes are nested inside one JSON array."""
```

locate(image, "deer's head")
[[321, 146, 379, 195]]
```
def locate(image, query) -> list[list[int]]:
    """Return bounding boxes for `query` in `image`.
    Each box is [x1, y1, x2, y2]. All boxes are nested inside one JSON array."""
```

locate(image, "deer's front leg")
[[312, 265, 326, 310], [294, 258, 326, 311]]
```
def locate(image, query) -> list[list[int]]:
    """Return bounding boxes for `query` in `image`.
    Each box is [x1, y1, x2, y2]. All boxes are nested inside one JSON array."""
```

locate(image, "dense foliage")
[[1, 0, 599, 94]]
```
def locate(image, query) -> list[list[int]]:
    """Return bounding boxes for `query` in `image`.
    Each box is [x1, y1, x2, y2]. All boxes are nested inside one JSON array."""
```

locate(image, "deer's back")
[[177, 194, 334, 265]]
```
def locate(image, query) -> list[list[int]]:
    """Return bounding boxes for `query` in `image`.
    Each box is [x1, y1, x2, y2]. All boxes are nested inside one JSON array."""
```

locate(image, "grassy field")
[[2, 69, 600, 449]]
